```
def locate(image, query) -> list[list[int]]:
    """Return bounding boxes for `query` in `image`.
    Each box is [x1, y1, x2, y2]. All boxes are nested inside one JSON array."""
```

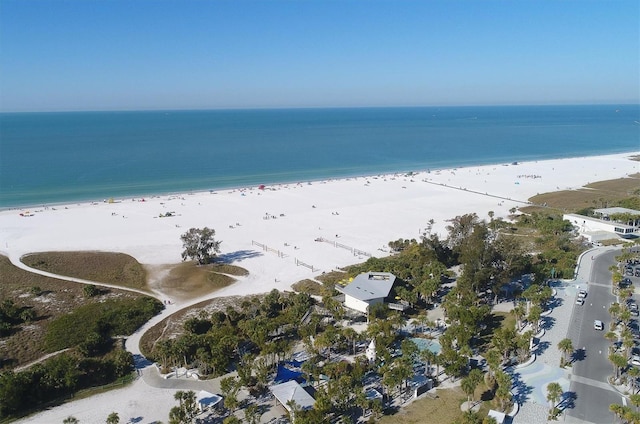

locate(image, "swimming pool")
[[410, 337, 441, 355]]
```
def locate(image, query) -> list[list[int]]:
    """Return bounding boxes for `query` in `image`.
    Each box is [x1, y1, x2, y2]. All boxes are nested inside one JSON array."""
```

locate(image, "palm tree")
[[610, 353, 628, 380], [220, 377, 240, 412], [630, 394, 640, 412], [629, 367, 640, 394], [462, 368, 483, 404], [341, 327, 359, 355], [610, 403, 624, 423], [610, 302, 622, 320], [484, 348, 501, 377], [416, 314, 432, 334], [623, 335, 635, 359], [461, 376, 476, 404], [546, 382, 563, 415], [558, 338, 573, 366], [528, 305, 542, 334], [244, 403, 261, 424], [106, 412, 120, 424], [511, 303, 527, 330], [419, 348, 434, 373], [495, 371, 512, 412], [605, 331, 618, 347]]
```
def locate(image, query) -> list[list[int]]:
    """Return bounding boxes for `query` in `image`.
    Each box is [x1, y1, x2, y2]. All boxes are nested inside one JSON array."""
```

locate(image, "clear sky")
[[1, 0, 638, 112]]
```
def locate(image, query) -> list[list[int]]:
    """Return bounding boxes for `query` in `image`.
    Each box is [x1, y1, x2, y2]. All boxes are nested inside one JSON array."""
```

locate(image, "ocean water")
[[0, 105, 638, 208]]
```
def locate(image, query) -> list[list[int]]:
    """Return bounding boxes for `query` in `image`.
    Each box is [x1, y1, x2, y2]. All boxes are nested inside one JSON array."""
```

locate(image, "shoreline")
[[2, 149, 638, 212], [2, 151, 637, 272]]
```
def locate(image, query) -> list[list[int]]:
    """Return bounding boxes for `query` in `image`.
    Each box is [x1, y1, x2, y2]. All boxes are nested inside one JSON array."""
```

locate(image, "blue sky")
[[1, 0, 638, 112]]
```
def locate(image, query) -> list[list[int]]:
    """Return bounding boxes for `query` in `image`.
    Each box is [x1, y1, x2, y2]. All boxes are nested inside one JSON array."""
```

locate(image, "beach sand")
[[3, 152, 638, 423]]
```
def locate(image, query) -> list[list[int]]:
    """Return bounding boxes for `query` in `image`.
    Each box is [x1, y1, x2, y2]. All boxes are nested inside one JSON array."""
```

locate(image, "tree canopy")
[[180, 227, 221, 265]]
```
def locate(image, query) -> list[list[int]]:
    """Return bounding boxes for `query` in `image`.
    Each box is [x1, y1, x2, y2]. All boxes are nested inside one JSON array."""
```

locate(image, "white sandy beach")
[[3, 152, 639, 423]]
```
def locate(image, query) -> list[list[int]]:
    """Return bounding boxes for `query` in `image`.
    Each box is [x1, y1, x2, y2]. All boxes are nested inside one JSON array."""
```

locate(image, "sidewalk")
[[511, 248, 602, 423]]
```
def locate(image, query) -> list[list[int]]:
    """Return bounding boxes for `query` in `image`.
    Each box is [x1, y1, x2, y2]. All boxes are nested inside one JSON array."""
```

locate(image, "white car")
[[594, 320, 604, 331], [631, 355, 640, 366], [576, 298, 585, 306], [578, 290, 588, 299]]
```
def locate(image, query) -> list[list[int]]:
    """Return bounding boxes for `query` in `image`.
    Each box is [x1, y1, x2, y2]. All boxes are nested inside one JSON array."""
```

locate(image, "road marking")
[[571, 374, 619, 393]]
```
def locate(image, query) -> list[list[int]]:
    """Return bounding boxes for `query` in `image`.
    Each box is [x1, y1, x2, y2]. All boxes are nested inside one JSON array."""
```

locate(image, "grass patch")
[[209, 263, 249, 277], [378, 387, 470, 424], [22, 251, 149, 292], [156, 262, 239, 301], [496, 311, 516, 331], [291, 279, 324, 296], [522, 173, 640, 213], [315, 270, 348, 285]]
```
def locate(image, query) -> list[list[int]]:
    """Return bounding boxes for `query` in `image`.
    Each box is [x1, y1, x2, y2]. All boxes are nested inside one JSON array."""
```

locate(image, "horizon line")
[[2, 101, 639, 114]]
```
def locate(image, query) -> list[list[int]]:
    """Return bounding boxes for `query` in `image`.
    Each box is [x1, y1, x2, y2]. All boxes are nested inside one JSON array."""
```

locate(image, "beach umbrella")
[[258, 184, 265, 190]]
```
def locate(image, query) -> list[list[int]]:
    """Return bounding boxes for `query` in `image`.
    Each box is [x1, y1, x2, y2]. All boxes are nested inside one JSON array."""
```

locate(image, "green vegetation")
[[0, 253, 164, 421], [524, 173, 640, 214], [0, 291, 160, 420], [180, 227, 221, 265], [44, 297, 163, 352], [291, 279, 325, 296], [0, 299, 36, 337], [22, 251, 148, 291], [146, 289, 314, 378], [0, 348, 134, 420]]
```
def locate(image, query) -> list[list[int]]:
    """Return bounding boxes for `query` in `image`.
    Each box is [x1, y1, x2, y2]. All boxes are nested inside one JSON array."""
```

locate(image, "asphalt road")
[[566, 248, 629, 424]]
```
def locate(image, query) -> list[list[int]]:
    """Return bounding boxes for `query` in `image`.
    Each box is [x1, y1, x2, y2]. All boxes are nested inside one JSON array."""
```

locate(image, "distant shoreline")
[[3, 149, 638, 211], [2, 105, 638, 209]]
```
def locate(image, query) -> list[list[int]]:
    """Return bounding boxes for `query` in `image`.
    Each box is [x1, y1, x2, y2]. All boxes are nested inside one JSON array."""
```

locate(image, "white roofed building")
[[270, 380, 315, 418], [336, 272, 398, 314], [195, 390, 222, 412], [564, 212, 639, 240]]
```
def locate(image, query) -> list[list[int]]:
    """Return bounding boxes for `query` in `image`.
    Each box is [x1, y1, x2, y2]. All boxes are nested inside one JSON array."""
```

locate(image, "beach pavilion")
[[270, 380, 315, 416], [336, 272, 405, 314]]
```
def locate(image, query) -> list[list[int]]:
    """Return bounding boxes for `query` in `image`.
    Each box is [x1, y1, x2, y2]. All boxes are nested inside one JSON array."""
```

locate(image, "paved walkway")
[[511, 247, 604, 424]]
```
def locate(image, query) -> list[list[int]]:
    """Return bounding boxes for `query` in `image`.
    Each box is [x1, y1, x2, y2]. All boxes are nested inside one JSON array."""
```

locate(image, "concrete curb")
[[515, 354, 536, 369]]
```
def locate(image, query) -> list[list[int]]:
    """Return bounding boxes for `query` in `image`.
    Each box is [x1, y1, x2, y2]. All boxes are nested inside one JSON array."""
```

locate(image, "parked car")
[[636, 268, 640, 277], [629, 303, 638, 311], [594, 320, 604, 330], [630, 355, 640, 366], [632, 309, 639, 317], [576, 298, 585, 306], [578, 290, 588, 298]]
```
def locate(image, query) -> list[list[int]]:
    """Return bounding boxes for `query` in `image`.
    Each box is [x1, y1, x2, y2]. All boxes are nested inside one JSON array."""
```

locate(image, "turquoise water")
[[410, 337, 441, 354], [1, 105, 638, 208]]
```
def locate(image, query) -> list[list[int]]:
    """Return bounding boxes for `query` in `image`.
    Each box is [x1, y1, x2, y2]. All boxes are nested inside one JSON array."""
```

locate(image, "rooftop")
[[270, 380, 315, 412], [337, 272, 397, 301]]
